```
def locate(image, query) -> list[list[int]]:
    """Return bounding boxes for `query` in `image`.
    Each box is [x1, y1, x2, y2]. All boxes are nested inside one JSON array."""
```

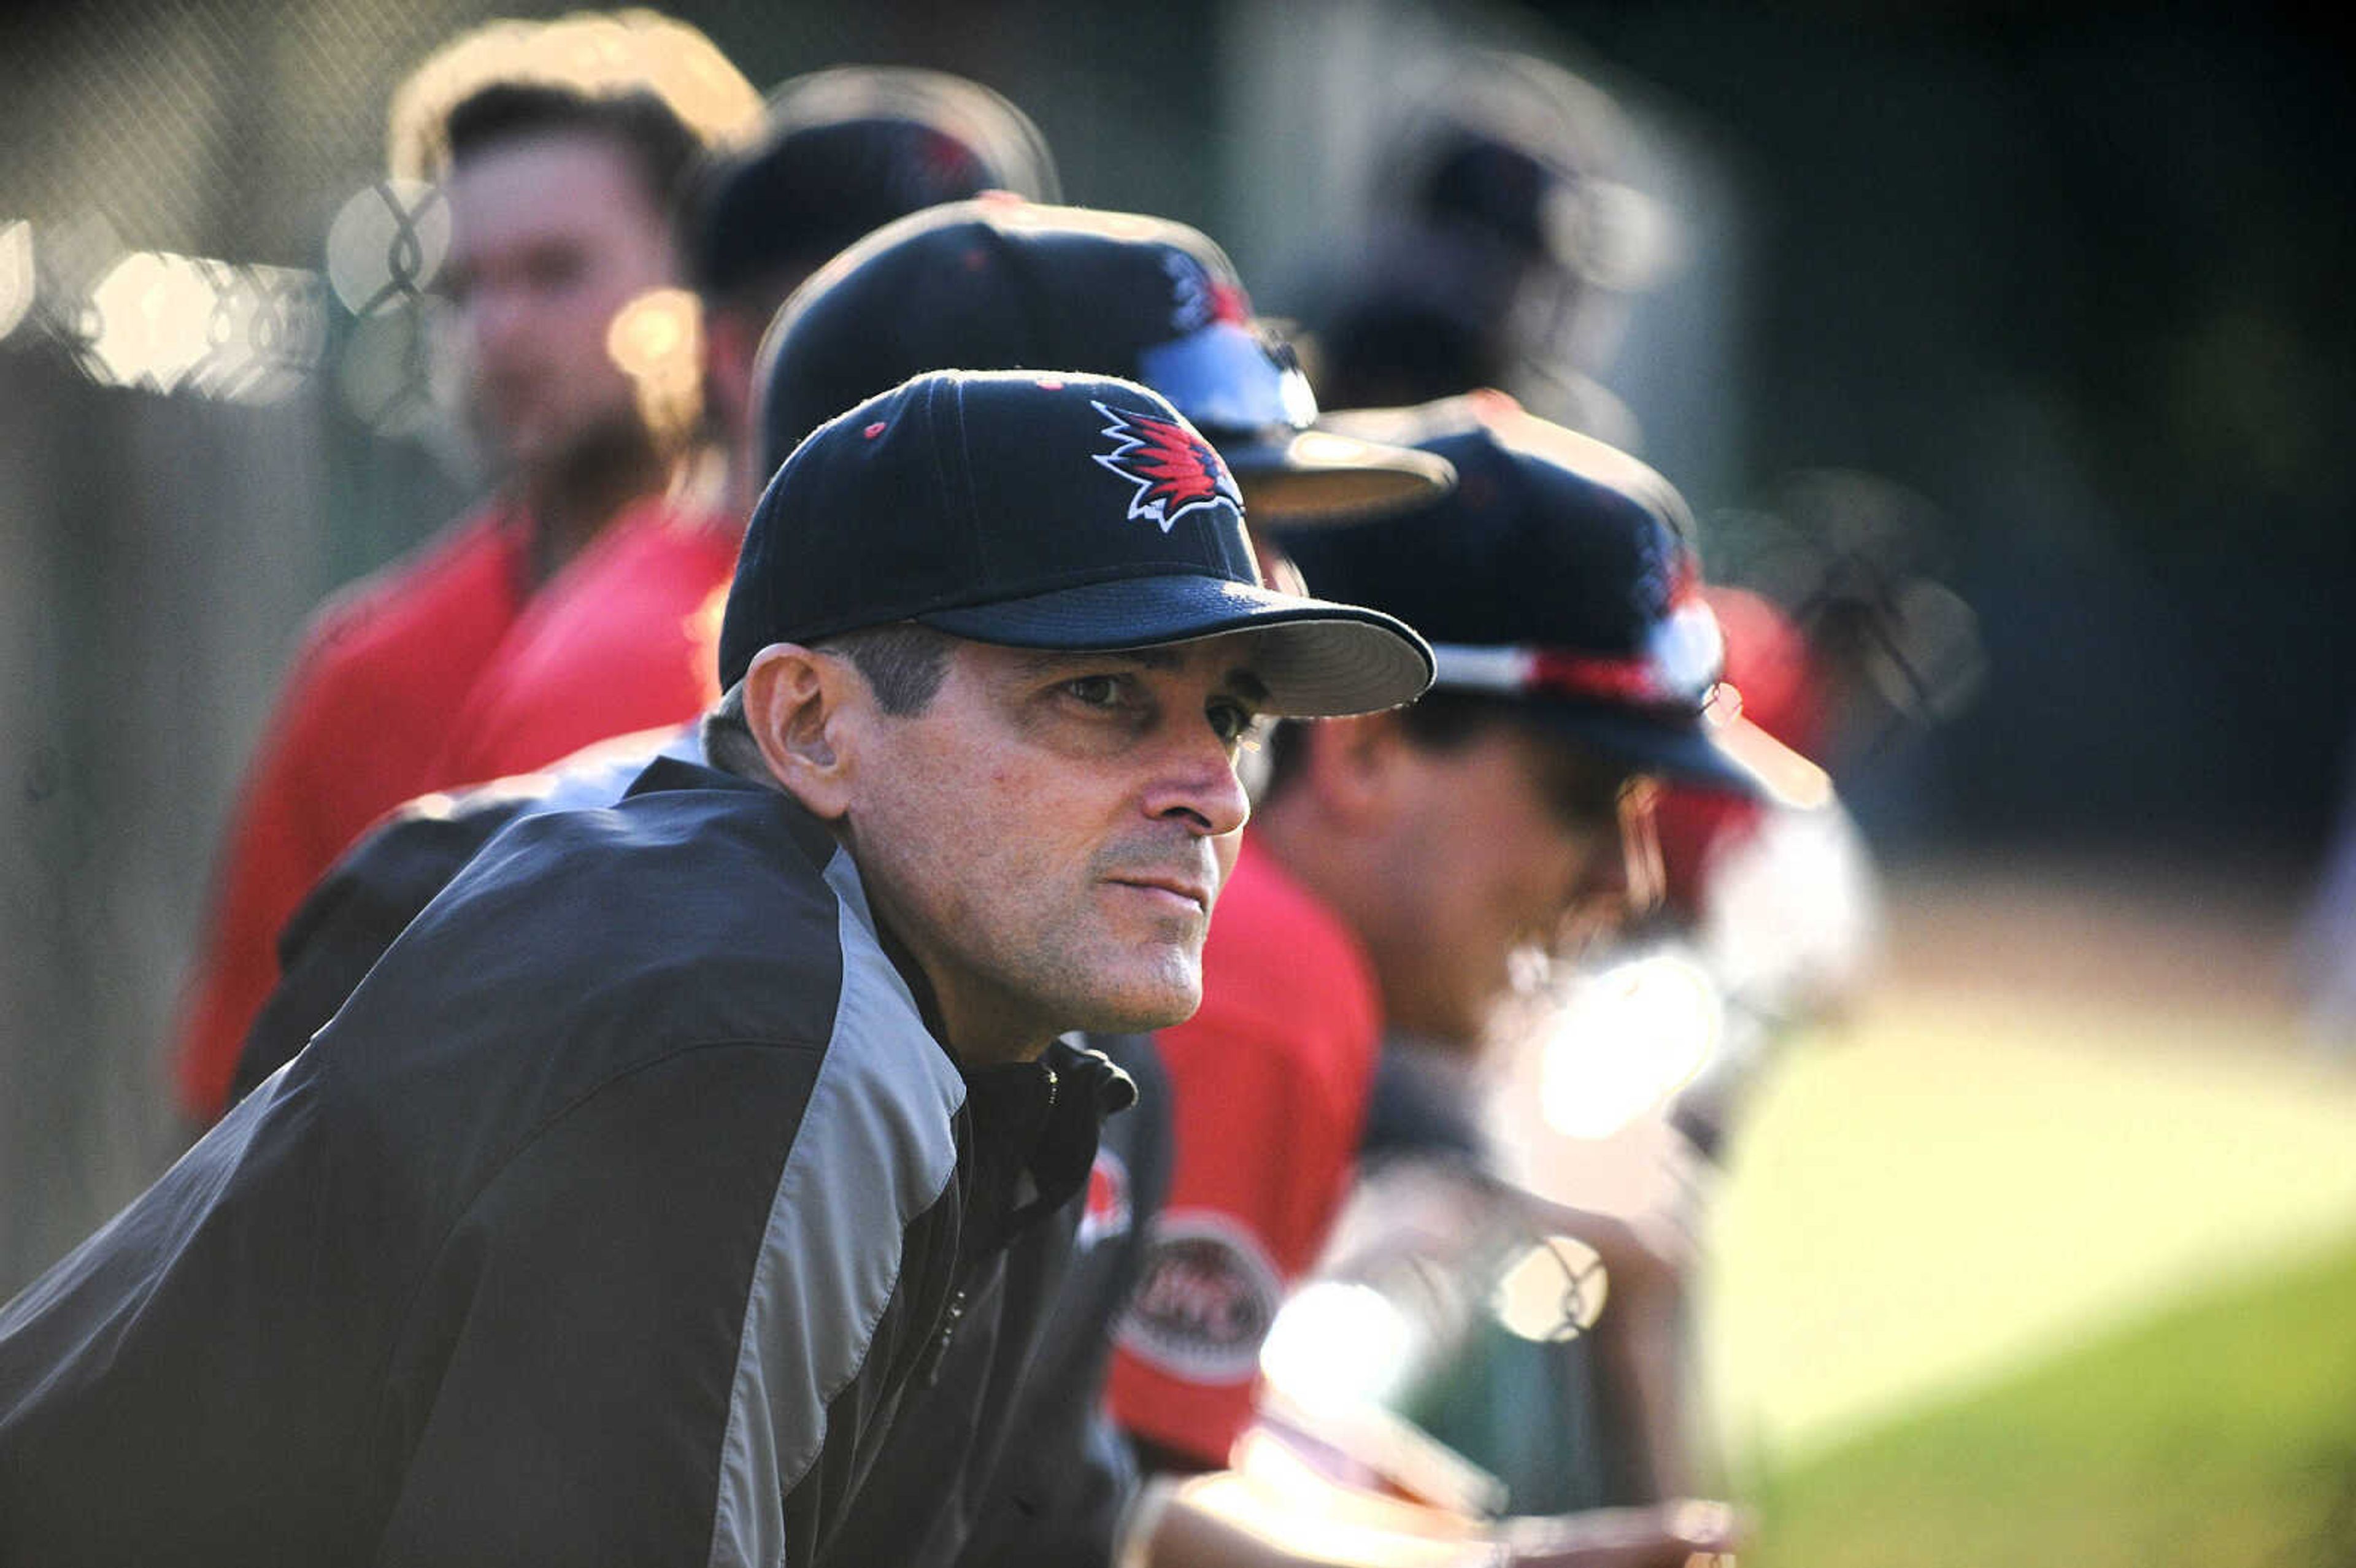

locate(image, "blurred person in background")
[[1648, 465, 1982, 1166], [1129, 48, 1727, 1508], [1105, 393, 1809, 1550], [1295, 47, 1971, 1520], [219, 79, 1068, 1115], [417, 63, 1064, 790], [1304, 50, 1664, 453], [167, 10, 761, 1124], [690, 64, 1065, 518]]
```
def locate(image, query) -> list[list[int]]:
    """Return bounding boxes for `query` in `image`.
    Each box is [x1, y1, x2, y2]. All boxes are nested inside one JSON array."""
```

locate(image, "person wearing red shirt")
[[423, 67, 1066, 791], [1106, 836, 1385, 1469], [1107, 396, 1826, 1516], [169, 23, 755, 1121], [423, 497, 740, 788]]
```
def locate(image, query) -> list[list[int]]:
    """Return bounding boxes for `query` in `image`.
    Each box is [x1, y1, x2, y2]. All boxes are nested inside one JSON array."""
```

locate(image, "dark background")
[[1526, 1, 2354, 859]]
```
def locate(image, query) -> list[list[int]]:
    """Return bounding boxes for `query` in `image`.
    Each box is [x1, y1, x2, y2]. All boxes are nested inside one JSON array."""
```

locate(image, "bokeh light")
[[0, 221, 33, 344], [74, 248, 324, 403], [1490, 1232, 1608, 1343], [1538, 949, 1722, 1139], [325, 179, 450, 317], [79, 250, 218, 391], [1258, 1280, 1420, 1412], [607, 285, 704, 451]]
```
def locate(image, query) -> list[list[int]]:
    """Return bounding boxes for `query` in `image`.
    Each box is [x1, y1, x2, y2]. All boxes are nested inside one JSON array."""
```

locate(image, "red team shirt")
[[427, 499, 737, 787], [1107, 836, 1384, 1467], [171, 496, 741, 1121], [1105, 588, 1830, 1470]]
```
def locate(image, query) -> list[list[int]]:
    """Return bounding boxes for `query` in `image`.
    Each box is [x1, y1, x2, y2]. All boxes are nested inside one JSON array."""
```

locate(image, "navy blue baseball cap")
[[718, 369, 1435, 718], [1277, 393, 1828, 804], [689, 66, 1060, 302], [754, 198, 1454, 523]]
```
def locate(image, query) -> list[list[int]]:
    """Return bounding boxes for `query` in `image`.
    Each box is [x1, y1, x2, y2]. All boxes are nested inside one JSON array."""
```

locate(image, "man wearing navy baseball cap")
[[755, 196, 1455, 525], [0, 372, 1429, 1566], [1107, 393, 1801, 1556]]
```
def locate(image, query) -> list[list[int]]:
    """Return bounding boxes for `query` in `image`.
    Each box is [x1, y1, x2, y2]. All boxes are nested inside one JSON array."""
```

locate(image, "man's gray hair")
[[701, 623, 958, 784]]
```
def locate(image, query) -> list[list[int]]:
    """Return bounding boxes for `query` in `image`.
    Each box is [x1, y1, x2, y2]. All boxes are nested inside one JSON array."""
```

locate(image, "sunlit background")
[[3, 2, 2350, 1562]]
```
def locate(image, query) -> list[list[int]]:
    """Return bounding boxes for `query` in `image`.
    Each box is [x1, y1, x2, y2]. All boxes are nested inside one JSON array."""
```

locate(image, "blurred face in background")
[[439, 130, 680, 479], [1360, 717, 1651, 1043]]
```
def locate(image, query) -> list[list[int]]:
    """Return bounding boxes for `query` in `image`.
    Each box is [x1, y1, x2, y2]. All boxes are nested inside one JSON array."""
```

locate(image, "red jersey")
[[428, 499, 739, 786], [170, 504, 531, 1120], [1107, 837, 1384, 1468]]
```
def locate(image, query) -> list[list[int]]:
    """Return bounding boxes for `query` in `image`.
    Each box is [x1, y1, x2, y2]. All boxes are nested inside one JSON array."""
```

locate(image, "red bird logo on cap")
[[1091, 401, 1243, 532]]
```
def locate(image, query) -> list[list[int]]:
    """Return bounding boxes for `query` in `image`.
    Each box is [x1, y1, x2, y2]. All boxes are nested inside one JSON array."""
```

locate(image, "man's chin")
[[477, 405, 645, 481], [1073, 966, 1203, 1034]]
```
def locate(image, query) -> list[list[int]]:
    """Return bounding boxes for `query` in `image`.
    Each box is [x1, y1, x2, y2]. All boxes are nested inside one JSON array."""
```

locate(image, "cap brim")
[[917, 574, 1434, 718], [1521, 698, 1833, 809], [1222, 428, 1457, 525]]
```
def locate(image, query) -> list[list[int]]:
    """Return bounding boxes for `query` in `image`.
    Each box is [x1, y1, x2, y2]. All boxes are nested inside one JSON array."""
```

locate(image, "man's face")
[[1365, 720, 1649, 1043], [839, 637, 1265, 1055], [439, 131, 679, 475]]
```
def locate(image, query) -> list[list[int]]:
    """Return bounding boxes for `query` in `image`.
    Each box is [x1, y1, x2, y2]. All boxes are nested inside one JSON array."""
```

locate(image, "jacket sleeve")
[[371, 1041, 830, 1568], [371, 1026, 964, 1568], [227, 805, 525, 1109]]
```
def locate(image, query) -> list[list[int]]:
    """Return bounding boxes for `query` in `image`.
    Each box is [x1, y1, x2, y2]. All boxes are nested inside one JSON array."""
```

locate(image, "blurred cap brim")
[[1222, 427, 1457, 525], [1523, 693, 1833, 809]]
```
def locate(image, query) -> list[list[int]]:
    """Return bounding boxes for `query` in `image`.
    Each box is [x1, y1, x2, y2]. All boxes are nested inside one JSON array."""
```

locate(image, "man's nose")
[[466, 284, 528, 358], [1603, 778, 1665, 918], [1554, 779, 1664, 953], [1141, 720, 1252, 839]]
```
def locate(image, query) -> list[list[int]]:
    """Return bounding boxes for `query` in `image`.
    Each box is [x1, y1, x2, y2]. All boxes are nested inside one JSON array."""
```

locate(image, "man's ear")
[[703, 307, 759, 454], [1301, 710, 1414, 831], [742, 643, 861, 821]]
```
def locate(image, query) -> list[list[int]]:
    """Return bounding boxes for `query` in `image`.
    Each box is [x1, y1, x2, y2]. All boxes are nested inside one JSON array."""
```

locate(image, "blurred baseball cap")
[[718, 369, 1434, 718], [688, 65, 1061, 304], [1377, 50, 1663, 293], [754, 198, 1455, 523], [1275, 392, 1829, 805]]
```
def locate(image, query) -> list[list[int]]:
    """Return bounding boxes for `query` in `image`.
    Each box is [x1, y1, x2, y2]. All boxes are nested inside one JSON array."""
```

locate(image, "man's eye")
[[1208, 701, 1262, 747], [1064, 675, 1125, 708]]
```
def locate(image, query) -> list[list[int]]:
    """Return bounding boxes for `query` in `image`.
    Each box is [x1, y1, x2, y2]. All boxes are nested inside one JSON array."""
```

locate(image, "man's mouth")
[[1106, 874, 1212, 915]]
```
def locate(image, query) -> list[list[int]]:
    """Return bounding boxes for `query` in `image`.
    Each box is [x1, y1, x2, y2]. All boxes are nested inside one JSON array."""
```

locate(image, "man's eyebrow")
[[1007, 647, 1268, 705]]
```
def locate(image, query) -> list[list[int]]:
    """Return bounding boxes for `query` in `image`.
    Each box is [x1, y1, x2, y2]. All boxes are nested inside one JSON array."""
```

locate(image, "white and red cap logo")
[[1092, 401, 1244, 533]]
